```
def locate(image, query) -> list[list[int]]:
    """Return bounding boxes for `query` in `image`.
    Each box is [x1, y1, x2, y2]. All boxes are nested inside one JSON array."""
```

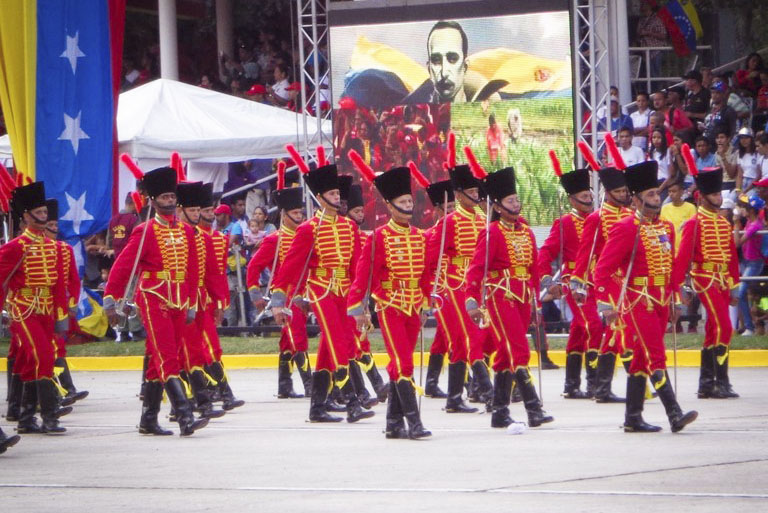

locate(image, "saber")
[[548, 150, 566, 323], [478, 194, 492, 328], [429, 190, 449, 310], [530, 290, 544, 403], [117, 201, 155, 322]]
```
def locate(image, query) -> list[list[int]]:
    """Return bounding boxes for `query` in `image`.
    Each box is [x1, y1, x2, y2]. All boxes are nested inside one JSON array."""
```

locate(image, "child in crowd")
[[736, 128, 759, 193]]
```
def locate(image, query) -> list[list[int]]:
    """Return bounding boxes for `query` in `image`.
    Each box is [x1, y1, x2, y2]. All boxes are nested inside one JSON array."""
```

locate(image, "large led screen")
[[329, 5, 573, 229]]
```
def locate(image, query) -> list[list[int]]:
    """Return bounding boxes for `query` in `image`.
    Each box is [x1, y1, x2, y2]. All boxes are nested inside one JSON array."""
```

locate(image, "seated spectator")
[[665, 86, 695, 136], [753, 70, 768, 133], [683, 69, 710, 124], [714, 130, 739, 193], [701, 81, 738, 143], [598, 98, 633, 134], [214, 204, 241, 245], [668, 130, 691, 190], [746, 132, 768, 194], [733, 194, 766, 336], [649, 127, 672, 192], [718, 77, 752, 121], [630, 91, 652, 150], [651, 90, 667, 118], [736, 128, 760, 193], [616, 126, 645, 166], [694, 136, 717, 172], [245, 83, 268, 103], [734, 52, 764, 98], [239, 44, 260, 81]]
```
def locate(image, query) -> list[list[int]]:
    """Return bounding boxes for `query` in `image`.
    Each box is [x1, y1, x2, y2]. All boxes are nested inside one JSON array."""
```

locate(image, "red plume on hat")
[[316, 145, 328, 167], [444, 131, 457, 171], [681, 143, 698, 177], [15, 172, 24, 187], [120, 153, 145, 180], [0, 188, 9, 213], [0, 162, 16, 193], [276, 160, 286, 190], [463, 146, 487, 179], [130, 191, 145, 213], [408, 161, 430, 189], [347, 149, 376, 183], [548, 150, 563, 177], [577, 142, 602, 172], [171, 152, 187, 182], [603, 133, 626, 170], [285, 144, 310, 175]]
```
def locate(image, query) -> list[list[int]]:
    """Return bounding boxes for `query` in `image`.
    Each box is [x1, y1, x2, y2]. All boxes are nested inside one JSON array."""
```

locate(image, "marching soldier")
[[269, 147, 373, 424], [426, 136, 492, 413], [198, 183, 244, 410], [571, 156, 635, 404], [671, 163, 740, 399], [45, 199, 89, 406], [594, 161, 698, 433], [339, 175, 387, 405], [536, 161, 600, 399], [1, 182, 72, 434], [463, 164, 554, 429], [248, 167, 310, 399], [347, 164, 432, 439], [175, 181, 227, 419], [104, 166, 209, 436], [423, 180, 454, 399]]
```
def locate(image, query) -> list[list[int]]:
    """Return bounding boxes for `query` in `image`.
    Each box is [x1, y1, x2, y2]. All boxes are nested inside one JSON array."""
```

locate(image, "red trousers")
[[485, 289, 532, 372], [565, 288, 604, 353], [625, 294, 669, 375], [696, 279, 733, 349], [200, 303, 223, 363], [378, 306, 421, 380], [434, 287, 483, 364], [11, 313, 57, 381], [7, 331, 19, 361], [590, 282, 636, 356], [430, 322, 447, 355], [309, 287, 352, 372], [181, 309, 210, 372], [137, 292, 185, 382], [347, 316, 371, 359], [279, 303, 309, 354]]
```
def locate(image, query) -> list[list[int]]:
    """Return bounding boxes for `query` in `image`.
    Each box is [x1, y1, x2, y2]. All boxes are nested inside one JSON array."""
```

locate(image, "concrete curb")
[[3, 350, 766, 371]]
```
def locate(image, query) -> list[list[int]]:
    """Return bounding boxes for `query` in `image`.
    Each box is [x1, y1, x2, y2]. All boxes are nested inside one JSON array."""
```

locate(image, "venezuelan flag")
[[0, 0, 124, 242], [75, 286, 108, 338]]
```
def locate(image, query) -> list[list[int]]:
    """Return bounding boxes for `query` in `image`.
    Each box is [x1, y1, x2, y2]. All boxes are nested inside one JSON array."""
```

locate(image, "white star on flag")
[[60, 192, 94, 235], [58, 111, 89, 155], [60, 31, 86, 74], [72, 240, 85, 272]]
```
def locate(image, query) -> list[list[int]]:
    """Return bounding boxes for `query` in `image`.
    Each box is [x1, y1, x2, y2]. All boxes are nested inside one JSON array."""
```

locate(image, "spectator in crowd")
[[107, 193, 139, 259], [598, 98, 633, 134], [631, 91, 651, 150], [694, 136, 717, 174], [736, 128, 760, 193], [230, 195, 249, 240], [651, 90, 667, 118], [616, 126, 645, 166], [634, 1, 667, 78], [198, 74, 214, 89], [649, 127, 672, 192], [268, 63, 291, 106], [714, 129, 739, 193], [665, 86, 695, 136], [734, 52, 765, 98], [718, 77, 752, 122], [239, 44, 260, 81], [245, 83, 268, 103], [486, 113, 505, 166], [214, 203, 241, 245], [661, 179, 696, 251], [700, 66, 714, 89], [701, 81, 738, 143], [733, 194, 766, 336], [229, 77, 246, 98], [746, 132, 768, 194], [753, 70, 768, 133], [668, 130, 692, 192], [683, 69, 710, 124]]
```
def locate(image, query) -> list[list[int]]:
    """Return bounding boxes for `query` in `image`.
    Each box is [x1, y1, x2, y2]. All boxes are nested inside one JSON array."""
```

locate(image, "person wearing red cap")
[[1, 182, 72, 434], [595, 160, 698, 433], [348, 166, 432, 439], [538, 165, 603, 400], [104, 167, 209, 436], [246, 83, 268, 104], [465, 166, 554, 429], [672, 166, 740, 399]]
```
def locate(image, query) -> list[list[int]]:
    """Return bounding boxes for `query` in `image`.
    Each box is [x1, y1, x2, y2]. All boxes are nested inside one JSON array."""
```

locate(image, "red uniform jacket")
[[246, 225, 304, 295], [571, 202, 632, 288], [537, 211, 586, 284], [671, 208, 739, 293], [593, 214, 678, 309], [348, 219, 431, 316], [192, 225, 228, 310], [104, 216, 199, 310], [56, 239, 81, 310], [426, 203, 485, 292], [465, 219, 540, 307]]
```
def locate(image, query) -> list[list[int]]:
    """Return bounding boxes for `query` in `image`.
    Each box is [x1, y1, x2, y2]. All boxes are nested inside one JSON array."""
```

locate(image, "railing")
[[629, 45, 713, 94]]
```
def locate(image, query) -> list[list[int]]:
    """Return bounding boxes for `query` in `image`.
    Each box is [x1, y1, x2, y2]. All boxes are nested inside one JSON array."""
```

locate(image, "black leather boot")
[[514, 367, 554, 427], [139, 354, 149, 401], [208, 361, 244, 410], [697, 347, 716, 398], [5, 373, 22, 422], [139, 380, 173, 435], [395, 379, 431, 439], [17, 381, 42, 434], [470, 360, 493, 406], [277, 352, 303, 399], [350, 360, 378, 409], [360, 353, 388, 403], [490, 370, 515, 428], [308, 370, 343, 423], [713, 345, 739, 398], [384, 382, 408, 439], [55, 358, 89, 404], [292, 351, 313, 396], [585, 350, 598, 397], [0, 427, 21, 454], [620, 351, 633, 373], [339, 366, 375, 423], [562, 352, 590, 399], [594, 353, 625, 403], [623, 374, 661, 432], [650, 370, 698, 433], [325, 381, 347, 412], [5, 357, 13, 401], [38, 378, 67, 434], [190, 369, 226, 418], [445, 361, 478, 413], [536, 331, 560, 370], [424, 353, 447, 398], [164, 377, 209, 436]]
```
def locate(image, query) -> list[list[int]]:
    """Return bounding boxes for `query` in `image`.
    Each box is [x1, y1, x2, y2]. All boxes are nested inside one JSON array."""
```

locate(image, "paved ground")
[[1, 366, 766, 512]]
